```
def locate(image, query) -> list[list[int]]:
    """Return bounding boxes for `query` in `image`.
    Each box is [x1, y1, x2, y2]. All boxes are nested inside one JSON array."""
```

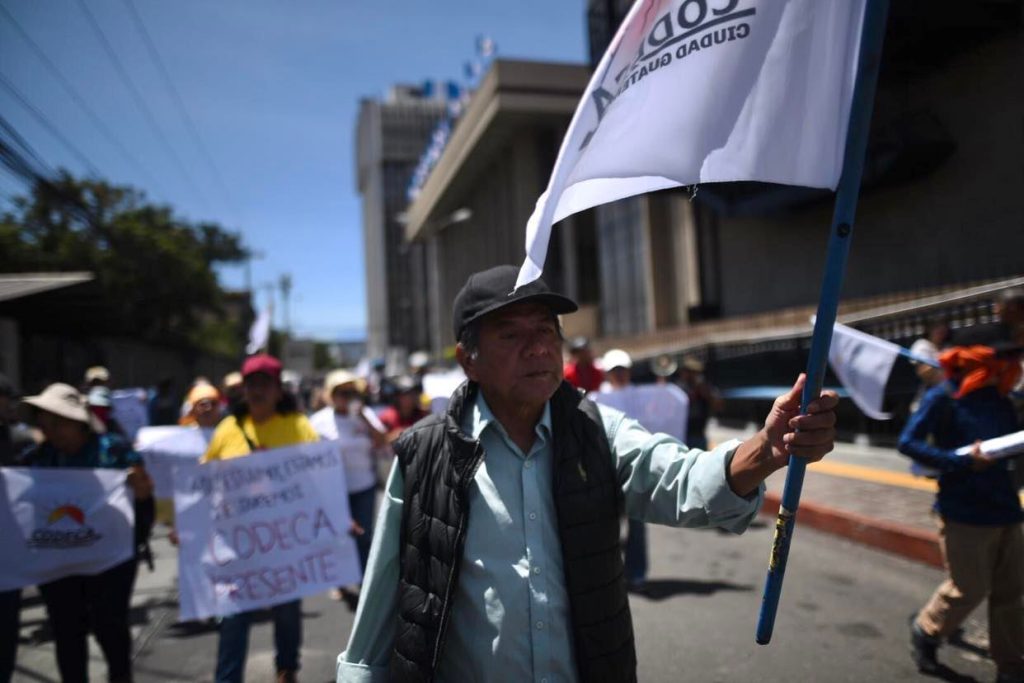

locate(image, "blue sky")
[[0, 0, 587, 340]]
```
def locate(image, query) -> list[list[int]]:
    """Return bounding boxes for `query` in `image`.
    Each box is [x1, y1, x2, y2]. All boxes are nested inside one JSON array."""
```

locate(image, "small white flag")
[[828, 322, 900, 420], [517, 0, 867, 288], [246, 307, 272, 355]]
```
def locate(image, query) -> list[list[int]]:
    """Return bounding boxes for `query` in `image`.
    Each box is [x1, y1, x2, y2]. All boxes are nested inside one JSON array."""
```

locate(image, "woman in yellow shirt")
[[202, 354, 317, 683]]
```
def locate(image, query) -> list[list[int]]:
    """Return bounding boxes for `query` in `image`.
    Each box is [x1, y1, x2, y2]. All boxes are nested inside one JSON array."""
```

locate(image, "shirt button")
[[529, 512, 537, 521], [533, 566, 541, 575], [536, 620, 544, 630], [524, 460, 532, 469], [541, 679, 548, 683]]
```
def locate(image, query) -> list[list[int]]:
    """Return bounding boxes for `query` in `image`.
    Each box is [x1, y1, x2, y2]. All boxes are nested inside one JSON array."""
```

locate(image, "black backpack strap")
[[577, 394, 610, 447], [234, 416, 259, 453]]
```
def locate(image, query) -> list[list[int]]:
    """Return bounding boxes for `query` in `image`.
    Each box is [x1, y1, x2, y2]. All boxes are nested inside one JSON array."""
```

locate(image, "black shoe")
[[910, 618, 940, 674]]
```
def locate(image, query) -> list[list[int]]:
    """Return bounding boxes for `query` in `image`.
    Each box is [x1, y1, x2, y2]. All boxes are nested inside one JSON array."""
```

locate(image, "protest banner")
[[422, 368, 467, 414], [136, 426, 213, 500], [111, 388, 149, 442], [173, 441, 361, 621], [912, 430, 1024, 479], [1, 467, 135, 590], [590, 384, 689, 443], [955, 430, 1024, 461]]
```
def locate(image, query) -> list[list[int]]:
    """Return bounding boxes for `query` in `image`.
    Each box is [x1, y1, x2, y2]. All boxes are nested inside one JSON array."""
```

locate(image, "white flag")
[[828, 322, 899, 420], [517, 0, 867, 288], [247, 307, 272, 355], [173, 441, 361, 620], [1, 468, 135, 590]]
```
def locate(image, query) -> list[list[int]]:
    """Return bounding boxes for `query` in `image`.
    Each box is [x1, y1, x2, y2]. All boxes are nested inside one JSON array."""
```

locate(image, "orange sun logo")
[[47, 505, 86, 525]]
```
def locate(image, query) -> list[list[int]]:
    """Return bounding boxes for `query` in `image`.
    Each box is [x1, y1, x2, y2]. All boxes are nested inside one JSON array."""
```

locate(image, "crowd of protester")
[[1, 287, 1022, 681]]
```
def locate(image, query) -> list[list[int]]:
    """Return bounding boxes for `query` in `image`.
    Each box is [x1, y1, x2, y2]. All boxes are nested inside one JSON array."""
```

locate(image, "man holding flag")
[[337, 265, 839, 681], [510, 0, 889, 646]]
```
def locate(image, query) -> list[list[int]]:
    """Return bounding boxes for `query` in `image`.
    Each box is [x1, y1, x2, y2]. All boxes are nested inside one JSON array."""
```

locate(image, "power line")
[[74, 0, 214, 213], [0, 112, 54, 178], [0, 72, 101, 177], [0, 3, 167, 199], [121, 0, 241, 224], [0, 117, 94, 228]]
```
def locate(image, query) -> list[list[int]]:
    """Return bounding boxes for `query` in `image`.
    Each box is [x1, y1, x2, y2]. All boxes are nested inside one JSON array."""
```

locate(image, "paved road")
[[13, 515, 997, 683]]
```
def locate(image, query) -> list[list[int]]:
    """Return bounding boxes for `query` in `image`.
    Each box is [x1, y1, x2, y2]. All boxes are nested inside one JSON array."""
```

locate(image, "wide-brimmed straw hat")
[[323, 369, 367, 399], [22, 383, 106, 434]]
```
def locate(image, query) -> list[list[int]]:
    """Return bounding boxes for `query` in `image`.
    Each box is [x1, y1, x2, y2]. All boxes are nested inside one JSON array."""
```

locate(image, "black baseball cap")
[[452, 265, 578, 340]]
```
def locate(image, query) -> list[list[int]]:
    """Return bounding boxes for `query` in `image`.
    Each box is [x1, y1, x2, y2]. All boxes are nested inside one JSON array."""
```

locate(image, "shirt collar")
[[468, 390, 552, 444]]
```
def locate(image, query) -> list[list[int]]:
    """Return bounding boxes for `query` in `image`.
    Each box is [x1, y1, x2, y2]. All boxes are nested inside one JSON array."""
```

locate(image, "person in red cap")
[[202, 354, 319, 683]]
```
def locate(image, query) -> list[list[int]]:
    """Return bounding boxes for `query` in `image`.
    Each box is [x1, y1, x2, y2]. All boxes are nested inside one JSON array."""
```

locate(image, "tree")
[[1, 172, 249, 353]]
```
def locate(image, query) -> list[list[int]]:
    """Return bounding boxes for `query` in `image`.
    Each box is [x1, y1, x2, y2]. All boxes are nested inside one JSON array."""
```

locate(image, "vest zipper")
[[431, 512, 466, 673], [430, 442, 484, 675]]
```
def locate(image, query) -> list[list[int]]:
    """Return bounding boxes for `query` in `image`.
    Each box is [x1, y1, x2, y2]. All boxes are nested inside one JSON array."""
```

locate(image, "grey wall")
[[713, 32, 1024, 317]]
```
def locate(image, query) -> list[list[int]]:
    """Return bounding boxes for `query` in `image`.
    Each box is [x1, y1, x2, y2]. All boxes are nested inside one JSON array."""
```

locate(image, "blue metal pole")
[[898, 346, 941, 368], [756, 0, 891, 646]]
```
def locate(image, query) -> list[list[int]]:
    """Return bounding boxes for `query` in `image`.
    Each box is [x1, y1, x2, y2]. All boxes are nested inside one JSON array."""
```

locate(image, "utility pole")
[[279, 273, 293, 335]]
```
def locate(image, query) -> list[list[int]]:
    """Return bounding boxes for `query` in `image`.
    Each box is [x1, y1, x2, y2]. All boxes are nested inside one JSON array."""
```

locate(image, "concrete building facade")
[[403, 60, 599, 356], [398, 4, 1023, 378], [356, 85, 446, 359]]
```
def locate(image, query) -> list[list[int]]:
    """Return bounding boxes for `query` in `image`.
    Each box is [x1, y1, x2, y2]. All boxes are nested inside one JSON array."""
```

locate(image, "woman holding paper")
[[19, 382, 153, 683], [309, 369, 387, 608], [898, 339, 1024, 681], [202, 354, 319, 683]]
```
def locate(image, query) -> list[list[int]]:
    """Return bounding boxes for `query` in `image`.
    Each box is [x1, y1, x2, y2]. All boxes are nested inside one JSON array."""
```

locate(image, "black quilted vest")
[[389, 380, 636, 682]]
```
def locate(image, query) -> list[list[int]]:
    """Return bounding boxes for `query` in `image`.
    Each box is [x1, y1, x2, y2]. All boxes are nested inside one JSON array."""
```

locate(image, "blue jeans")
[[215, 600, 301, 683], [625, 518, 648, 585], [349, 485, 377, 575]]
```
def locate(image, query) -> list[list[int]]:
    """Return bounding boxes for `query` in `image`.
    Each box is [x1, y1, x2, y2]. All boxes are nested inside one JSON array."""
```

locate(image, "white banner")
[[517, 0, 867, 287], [0, 468, 135, 590], [955, 430, 1024, 461], [913, 430, 1024, 479], [828, 322, 900, 420], [590, 384, 689, 443], [422, 369, 467, 415], [136, 426, 213, 500], [173, 441, 361, 621], [111, 389, 149, 442]]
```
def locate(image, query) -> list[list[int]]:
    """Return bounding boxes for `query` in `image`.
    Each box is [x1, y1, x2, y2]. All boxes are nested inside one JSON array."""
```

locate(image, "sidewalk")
[[708, 421, 948, 568]]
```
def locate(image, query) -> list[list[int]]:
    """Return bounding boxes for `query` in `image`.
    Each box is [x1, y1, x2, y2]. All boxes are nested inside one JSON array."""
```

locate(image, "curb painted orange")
[[761, 492, 943, 569]]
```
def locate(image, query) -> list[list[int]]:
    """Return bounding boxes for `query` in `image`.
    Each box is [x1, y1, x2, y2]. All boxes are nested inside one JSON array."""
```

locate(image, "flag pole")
[[756, 0, 891, 645]]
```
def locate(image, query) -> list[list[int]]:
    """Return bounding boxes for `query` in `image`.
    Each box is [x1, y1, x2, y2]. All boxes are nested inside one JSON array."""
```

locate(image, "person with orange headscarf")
[[899, 334, 1024, 680]]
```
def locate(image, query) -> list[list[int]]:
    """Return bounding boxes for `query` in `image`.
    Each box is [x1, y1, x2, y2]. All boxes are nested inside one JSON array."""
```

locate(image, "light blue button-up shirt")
[[337, 392, 763, 682]]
